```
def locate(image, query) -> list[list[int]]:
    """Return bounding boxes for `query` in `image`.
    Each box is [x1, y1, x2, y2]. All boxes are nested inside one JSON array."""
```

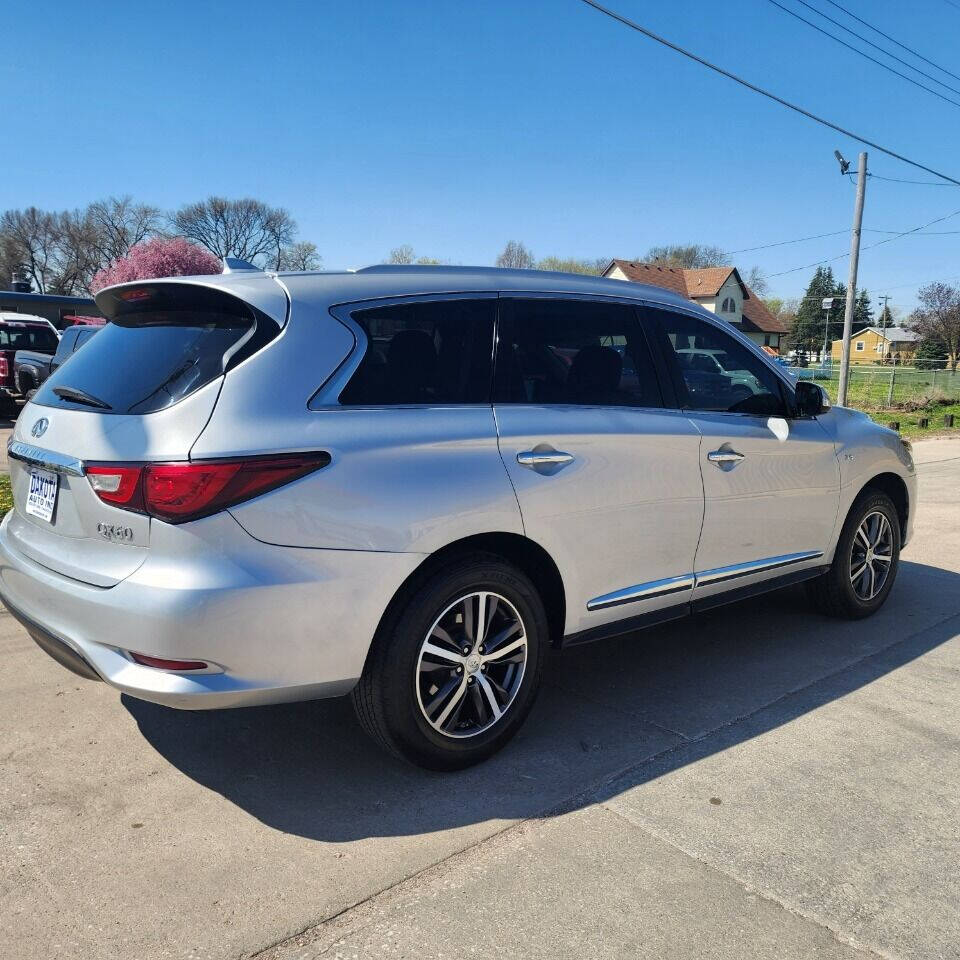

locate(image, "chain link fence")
[[795, 360, 960, 409]]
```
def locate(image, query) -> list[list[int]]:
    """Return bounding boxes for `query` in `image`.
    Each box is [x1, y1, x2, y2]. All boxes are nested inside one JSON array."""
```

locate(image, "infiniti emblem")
[[31, 418, 49, 439]]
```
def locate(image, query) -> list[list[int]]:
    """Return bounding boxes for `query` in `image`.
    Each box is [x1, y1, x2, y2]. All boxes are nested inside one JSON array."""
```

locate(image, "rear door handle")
[[707, 449, 745, 466], [517, 450, 574, 468]]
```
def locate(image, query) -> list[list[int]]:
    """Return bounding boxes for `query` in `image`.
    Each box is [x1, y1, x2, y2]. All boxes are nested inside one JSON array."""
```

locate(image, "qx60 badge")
[[30, 418, 49, 439]]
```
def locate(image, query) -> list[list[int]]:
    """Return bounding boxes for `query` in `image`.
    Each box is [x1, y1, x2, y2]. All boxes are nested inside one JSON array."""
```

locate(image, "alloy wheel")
[[849, 510, 894, 601], [415, 591, 527, 739]]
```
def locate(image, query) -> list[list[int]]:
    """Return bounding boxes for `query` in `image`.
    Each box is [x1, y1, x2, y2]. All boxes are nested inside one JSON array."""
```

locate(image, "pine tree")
[[789, 267, 839, 356]]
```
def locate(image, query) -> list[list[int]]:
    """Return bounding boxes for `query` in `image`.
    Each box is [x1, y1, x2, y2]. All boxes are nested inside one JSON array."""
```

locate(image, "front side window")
[[340, 298, 495, 405], [494, 298, 662, 408], [653, 310, 787, 416]]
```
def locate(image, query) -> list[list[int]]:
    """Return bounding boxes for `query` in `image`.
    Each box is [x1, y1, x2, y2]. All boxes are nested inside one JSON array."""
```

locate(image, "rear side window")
[[0, 324, 59, 352], [494, 298, 662, 408], [33, 284, 277, 415], [340, 299, 495, 405]]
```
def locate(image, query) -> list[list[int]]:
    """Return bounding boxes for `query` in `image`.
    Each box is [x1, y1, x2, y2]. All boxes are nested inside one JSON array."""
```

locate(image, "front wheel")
[[352, 553, 548, 770], [806, 490, 901, 619]]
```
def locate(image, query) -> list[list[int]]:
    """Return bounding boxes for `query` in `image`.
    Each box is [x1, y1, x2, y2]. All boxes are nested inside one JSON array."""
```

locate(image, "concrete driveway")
[[1, 438, 958, 960]]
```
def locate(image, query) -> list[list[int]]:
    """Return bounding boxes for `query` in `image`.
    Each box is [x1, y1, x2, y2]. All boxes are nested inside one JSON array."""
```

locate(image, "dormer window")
[[721, 296, 736, 313]]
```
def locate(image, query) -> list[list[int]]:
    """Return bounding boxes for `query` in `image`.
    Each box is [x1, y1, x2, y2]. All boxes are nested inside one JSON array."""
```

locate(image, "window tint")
[[654, 310, 787, 416], [340, 299, 494, 405], [33, 284, 273, 415], [494, 299, 662, 408], [0, 324, 59, 352]]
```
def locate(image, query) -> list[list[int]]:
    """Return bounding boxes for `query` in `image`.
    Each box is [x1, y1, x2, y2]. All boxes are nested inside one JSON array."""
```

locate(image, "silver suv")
[[0, 266, 916, 769]]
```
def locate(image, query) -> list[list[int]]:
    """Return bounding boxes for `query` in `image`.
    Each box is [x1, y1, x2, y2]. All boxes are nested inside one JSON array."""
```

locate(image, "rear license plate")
[[25, 467, 59, 523]]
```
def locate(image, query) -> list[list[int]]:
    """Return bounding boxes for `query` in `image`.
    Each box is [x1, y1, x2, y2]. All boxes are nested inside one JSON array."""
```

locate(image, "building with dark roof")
[[602, 260, 788, 354]]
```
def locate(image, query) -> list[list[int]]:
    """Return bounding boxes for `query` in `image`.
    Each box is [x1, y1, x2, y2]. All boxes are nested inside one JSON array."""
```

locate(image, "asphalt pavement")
[[1, 437, 958, 960]]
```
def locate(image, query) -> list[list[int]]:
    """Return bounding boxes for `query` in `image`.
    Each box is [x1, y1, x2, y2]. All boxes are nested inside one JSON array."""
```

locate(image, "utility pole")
[[837, 151, 867, 406], [879, 294, 890, 362]]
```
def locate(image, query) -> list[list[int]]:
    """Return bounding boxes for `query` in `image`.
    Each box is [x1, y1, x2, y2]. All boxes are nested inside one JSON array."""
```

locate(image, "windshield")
[[0, 325, 59, 352]]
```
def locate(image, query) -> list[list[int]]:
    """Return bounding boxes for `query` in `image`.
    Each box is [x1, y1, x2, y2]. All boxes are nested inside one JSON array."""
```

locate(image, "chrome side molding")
[[7, 441, 85, 477], [586, 550, 824, 612], [694, 551, 823, 587], [586, 574, 695, 611]]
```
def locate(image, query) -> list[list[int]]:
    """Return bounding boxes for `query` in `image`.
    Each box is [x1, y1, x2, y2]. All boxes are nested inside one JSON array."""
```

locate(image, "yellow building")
[[831, 326, 919, 365]]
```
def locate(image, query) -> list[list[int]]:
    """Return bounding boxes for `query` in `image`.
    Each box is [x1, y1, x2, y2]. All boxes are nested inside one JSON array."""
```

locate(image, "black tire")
[[352, 552, 548, 770], [806, 489, 901, 619]]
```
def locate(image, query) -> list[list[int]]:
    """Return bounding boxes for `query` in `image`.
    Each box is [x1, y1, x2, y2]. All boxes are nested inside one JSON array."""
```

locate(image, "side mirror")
[[795, 380, 831, 417]]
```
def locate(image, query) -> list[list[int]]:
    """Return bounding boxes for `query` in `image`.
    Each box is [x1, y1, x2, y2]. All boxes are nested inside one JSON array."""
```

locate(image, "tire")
[[352, 552, 548, 770], [806, 489, 901, 619]]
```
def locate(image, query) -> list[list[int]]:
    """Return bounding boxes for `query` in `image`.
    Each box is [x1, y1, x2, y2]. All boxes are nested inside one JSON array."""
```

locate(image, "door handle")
[[707, 449, 745, 466], [517, 450, 575, 468]]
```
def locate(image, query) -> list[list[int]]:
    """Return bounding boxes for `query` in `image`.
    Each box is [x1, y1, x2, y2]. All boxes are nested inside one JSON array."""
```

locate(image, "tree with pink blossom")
[[90, 237, 221, 293]]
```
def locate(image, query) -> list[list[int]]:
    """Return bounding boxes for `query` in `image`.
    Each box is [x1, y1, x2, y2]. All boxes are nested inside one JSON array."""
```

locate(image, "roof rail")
[[222, 257, 260, 273]]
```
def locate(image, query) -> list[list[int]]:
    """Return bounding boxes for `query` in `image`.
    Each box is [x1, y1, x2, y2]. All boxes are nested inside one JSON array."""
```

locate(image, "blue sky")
[[4, 0, 960, 312]]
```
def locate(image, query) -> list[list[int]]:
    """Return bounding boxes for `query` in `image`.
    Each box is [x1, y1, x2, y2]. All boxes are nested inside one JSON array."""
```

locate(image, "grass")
[[796, 365, 960, 440], [869, 401, 960, 440], [0, 473, 12, 515]]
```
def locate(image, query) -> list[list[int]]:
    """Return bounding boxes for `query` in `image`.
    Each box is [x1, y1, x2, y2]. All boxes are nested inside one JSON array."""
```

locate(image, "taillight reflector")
[[129, 652, 208, 671], [86, 453, 329, 523]]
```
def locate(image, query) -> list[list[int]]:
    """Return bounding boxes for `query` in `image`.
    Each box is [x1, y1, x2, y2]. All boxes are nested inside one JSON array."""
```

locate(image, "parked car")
[[0, 313, 61, 414], [0, 267, 916, 770], [14, 325, 101, 400]]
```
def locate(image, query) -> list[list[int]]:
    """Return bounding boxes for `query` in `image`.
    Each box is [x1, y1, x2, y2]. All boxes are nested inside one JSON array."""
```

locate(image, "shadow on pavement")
[[123, 560, 959, 843]]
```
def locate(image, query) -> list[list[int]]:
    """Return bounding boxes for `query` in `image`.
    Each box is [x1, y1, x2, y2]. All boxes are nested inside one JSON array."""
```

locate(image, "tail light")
[[86, 452, 330, 524], [0, 356, 8, 379]]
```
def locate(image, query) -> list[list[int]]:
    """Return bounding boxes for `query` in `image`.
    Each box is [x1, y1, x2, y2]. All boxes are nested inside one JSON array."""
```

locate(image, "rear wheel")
[[352, 553, 548, 770], [806, 490, 901, 619]]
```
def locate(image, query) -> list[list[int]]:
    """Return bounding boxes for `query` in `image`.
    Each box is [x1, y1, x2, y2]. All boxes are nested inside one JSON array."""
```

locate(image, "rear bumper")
[[0, 510, 424, 709]]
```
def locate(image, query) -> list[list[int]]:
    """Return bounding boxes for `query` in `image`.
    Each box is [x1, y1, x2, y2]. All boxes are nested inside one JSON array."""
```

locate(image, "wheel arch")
[[373, 532, 567, 652], [858, 471, 909, 540]]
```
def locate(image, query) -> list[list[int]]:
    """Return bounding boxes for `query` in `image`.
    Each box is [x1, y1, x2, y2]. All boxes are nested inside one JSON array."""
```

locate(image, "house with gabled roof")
[[601, 260, 788, 354], [830, 325, 919, 365]]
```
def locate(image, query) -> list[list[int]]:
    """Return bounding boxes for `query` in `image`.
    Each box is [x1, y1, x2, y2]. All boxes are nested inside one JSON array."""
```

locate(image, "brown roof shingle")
[[604, 259, 788, 334]]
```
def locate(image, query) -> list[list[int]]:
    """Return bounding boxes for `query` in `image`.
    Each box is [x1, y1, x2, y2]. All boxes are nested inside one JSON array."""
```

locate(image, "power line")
[[766, 206, 960, 277], [765, 0, 960, 110], [724, 230, 849, 254], [791, 0, 960, 96], [822, 0, 960, 84], [575, 0, 960, 186], [860, 171, 959, 185]]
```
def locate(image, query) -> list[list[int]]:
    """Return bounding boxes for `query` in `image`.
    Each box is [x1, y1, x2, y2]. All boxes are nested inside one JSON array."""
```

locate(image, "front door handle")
[[517, 450, 575, 468], [707, 449, 745, 466]]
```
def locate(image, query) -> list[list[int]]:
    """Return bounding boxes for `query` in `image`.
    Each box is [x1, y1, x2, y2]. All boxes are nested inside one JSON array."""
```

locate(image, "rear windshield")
[[32, 284, 276, 415], [0, 325, 59, 352]]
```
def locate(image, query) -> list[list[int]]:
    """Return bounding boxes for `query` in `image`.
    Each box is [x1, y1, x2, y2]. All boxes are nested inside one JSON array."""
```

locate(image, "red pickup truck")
[[0, 313, 60, 414]]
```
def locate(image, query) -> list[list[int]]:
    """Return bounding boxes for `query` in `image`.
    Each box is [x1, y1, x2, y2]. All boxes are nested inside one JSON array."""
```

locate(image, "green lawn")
[[870, 401, 960, 440], [0, 473, 12, 515]]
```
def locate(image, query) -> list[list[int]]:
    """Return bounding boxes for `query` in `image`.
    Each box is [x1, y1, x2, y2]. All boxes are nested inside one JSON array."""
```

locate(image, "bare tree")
[[170, 197, 296, 264], [275, 241, 322, 272], [85, 196, 161, 265], [0, 207, 60, 293], [536, 256, 605, 275], [495, 241, 535, 270], [745, 265, 769, 297], [643, 244, 729, 268], [910, 282, 960, 372], [388, 245, 416, 264]]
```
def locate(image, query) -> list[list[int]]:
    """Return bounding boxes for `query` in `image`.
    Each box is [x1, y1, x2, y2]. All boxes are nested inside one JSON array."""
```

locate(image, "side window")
[[494, 298, 662, 408], [340, 299, 494, 405], [653, 310, 787, 416]]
